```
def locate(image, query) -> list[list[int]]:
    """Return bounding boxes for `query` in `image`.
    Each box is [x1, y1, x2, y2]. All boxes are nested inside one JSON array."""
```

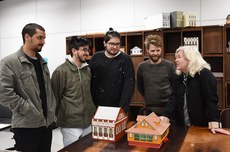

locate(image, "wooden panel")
[[164, 53, 176, 64], [130, 56, 144, 104], [225, 54, 230, 81], [203, 26, 223, 54], [216, 78, 224, 109], [226, 83, 230, 108], [180, 127, 230, 152], [163, 31, 181, 53]]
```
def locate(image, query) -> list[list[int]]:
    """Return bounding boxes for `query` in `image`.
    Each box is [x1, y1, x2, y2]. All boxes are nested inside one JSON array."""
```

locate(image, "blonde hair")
[[175, 46, 210, 77]]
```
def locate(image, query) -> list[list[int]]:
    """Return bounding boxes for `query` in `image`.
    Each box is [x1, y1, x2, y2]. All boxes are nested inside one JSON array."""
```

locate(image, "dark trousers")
[[12, 127, 52, 152]]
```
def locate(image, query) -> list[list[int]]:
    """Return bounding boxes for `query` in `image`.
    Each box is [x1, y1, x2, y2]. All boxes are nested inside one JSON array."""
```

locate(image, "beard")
[[35, 44, 43, 52], [79, 57, 87, 63], [150, 55, 161, 63], [77, 52, 87, 63]]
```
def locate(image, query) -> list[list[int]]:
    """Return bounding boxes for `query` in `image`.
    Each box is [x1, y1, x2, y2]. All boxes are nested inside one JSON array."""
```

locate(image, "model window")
[[104, 128, 108, 137], [134, 134, 140, 140], [99, 127, 102, 136], [141, 122, 144, 126], [122, 122, 126, 130], [154, 135, 158, 140], [109, 128, 113, 138], [94, 126, 97, 136], [147, 135, 153, 142], [140, 134, 146, 141], [116, 126, 119, 134], [129, 133, 133, 138]]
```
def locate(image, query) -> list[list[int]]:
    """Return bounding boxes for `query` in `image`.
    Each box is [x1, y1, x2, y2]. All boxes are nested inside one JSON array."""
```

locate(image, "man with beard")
[[89, 28, 135, 114], [51, 36, 96, 147], [0, 23, 56, 152], [137, 35, 175, 116]]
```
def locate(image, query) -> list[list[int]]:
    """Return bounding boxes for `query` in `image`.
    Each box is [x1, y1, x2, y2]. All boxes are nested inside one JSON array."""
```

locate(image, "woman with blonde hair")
[[161, 46, 230, 135]]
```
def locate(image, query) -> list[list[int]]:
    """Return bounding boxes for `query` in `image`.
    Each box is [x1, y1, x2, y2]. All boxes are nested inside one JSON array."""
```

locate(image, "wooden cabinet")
[[224, 24, 230, 108], [66, 25, 228, 118]]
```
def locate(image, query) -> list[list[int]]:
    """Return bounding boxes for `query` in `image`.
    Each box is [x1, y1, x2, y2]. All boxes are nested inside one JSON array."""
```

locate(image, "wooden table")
[[58, 126, 230, 152], [58, 123, 187, 152], [180, 126, 230, 152]]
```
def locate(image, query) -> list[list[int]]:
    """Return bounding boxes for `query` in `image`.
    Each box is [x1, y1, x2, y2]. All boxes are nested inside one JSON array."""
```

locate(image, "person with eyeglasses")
[[51, 36, 96, 147], [89, 28, 135, 114]]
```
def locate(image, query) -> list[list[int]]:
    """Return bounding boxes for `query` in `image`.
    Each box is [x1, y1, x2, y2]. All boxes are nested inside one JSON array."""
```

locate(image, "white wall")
[[0, 0, 228, 73], [200, 0, 230, 25]]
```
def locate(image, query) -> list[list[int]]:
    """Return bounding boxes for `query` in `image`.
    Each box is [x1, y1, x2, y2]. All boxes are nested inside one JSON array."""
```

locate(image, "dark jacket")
[[164, 68, 220, 127]]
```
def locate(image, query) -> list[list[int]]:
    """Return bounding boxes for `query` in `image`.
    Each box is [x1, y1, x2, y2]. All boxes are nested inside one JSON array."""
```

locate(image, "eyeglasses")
[[107, 42, 120, 47], [79, 48, 91, 54]]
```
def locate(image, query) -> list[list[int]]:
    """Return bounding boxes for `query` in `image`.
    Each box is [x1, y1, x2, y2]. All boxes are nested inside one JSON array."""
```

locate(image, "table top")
[[58, 124, 187, 152], [58, 125, 230, 152], [180, 126, 230, 152]]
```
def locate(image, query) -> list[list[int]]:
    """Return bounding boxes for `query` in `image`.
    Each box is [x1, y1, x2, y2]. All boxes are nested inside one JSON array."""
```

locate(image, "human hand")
[[159, 116, 170, 123], [210, 128, 230, 135]]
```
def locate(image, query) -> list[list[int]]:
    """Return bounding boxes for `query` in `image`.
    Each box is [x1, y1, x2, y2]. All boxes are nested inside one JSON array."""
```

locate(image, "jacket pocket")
[[20, 70, 34, 88]]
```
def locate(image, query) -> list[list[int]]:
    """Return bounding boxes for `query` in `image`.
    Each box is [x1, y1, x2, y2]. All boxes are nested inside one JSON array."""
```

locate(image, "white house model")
[[92, 106, 128, 142]]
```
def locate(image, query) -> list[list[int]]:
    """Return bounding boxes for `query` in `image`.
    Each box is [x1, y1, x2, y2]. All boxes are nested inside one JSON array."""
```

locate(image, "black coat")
[[164, 68, 220, 127]]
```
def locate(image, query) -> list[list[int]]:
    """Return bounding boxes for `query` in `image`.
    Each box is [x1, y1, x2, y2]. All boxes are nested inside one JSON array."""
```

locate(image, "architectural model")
[[126, 112, 170, 148], [92, 106, 127, 142]]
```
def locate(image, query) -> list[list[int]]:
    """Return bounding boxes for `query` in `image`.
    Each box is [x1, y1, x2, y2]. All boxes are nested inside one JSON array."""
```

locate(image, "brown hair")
[[144, 35, 162, 50]]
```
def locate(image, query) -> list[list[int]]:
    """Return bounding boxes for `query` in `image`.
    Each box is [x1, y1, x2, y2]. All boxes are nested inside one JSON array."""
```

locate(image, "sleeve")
[[0, 61, 30, 115], [137, 63, 144, 96], [51, 68, 65, 115], [200, 69, 220, 122], [119, 56, 135, 113], [163, 74, 177, 120]]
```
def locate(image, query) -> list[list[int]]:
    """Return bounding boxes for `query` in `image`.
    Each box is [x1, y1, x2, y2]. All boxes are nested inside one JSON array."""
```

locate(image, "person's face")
[[26, 29, 46, 52], [147, 44, 162, 63], [74, 45, 90, 63], [175, 50, 189, 73], [105, 37, 120, 56]]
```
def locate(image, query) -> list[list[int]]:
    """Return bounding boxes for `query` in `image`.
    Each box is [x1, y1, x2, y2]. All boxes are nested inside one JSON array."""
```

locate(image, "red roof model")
[[126, 112, 170, 148]]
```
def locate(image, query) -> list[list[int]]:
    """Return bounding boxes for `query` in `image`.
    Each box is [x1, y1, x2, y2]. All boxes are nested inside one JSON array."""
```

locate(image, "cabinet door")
[[94, 36, 104, 52], [216, 79, 224, 109], [225, 54, 230, 81], [130, 56, 144, 104], [129, 56, 144, 121], [203, 26, 223, 54], [226, 83, 230, 108], [163, 30, 181, 53], [164, 53, 175, 63]]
